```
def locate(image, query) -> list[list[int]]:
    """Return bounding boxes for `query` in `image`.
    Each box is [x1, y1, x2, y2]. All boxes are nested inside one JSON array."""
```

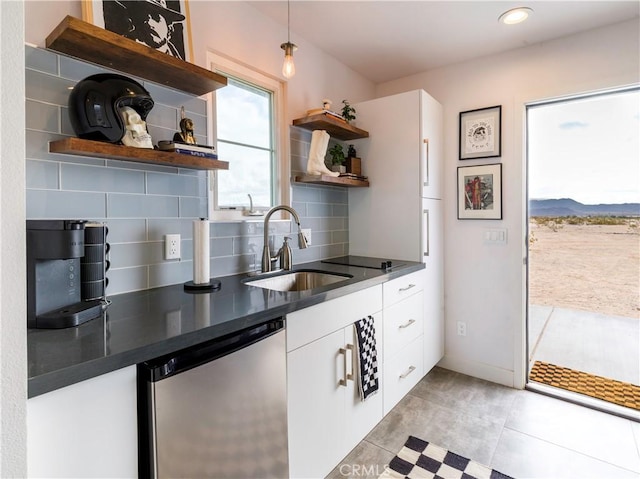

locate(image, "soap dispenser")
[[280, 237, 292, 270]]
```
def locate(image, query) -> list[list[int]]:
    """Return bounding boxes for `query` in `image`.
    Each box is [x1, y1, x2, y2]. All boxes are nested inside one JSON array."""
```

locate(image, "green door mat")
[[530, 360, 640, 411]]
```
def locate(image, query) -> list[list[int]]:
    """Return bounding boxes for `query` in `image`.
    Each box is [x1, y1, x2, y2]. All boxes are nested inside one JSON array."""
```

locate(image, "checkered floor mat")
[[380, 436, 513, 479], [530, 360, 640, 411]]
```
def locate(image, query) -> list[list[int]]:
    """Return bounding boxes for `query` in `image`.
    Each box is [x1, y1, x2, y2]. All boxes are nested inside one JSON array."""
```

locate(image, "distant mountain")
[[529, 198, 640, 217]]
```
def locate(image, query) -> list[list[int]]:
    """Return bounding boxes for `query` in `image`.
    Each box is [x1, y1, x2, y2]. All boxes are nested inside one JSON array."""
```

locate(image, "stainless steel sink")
[[244, 270, 352, 292]]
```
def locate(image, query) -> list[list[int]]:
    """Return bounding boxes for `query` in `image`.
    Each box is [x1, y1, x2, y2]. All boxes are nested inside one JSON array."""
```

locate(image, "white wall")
[[189, 2, 376, 118], [376, 19, 640, 388], [1, 0, 27, 476]]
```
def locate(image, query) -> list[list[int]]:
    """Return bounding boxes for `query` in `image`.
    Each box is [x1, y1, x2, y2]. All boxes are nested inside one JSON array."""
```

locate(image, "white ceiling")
[[248, 1, 640, 83]]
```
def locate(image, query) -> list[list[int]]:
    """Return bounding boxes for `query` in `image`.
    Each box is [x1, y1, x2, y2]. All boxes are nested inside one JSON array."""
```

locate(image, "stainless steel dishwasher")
[[137, 318, 288, 479]]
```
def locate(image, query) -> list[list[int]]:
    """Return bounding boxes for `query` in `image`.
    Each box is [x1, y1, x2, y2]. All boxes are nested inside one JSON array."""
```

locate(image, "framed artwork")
[[82, 0, 194, 62], [457, 163, 502, 220], [459, 105, 501, 160]]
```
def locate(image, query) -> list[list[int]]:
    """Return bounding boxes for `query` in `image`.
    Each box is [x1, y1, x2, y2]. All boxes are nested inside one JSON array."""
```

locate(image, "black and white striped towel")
[[354, 315, 379, 401]]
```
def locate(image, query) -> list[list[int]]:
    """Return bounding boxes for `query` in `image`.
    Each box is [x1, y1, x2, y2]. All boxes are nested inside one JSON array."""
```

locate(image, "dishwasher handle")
[[140, 317, 284, 382]]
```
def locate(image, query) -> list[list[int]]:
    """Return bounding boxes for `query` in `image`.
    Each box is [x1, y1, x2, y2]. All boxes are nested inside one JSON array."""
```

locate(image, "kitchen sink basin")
[[243, 270, 352, 292]]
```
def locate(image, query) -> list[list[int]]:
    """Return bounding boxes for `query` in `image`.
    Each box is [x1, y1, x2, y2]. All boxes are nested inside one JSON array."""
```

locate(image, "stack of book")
[[158, 141, 218, 160], [305, 108, 346, 123], [339, 173, 368, 181]]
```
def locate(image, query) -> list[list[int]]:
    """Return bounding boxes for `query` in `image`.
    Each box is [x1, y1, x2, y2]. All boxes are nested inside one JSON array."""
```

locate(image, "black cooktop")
[[321, 255, 405, 270]]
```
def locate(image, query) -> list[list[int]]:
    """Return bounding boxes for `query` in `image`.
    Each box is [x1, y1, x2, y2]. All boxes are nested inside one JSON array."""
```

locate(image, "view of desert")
[[529, 218, 639, 319]]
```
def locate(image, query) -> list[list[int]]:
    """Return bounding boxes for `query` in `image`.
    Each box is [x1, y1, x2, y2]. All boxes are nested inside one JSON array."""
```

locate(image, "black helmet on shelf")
[[68, 73, 154, 143]]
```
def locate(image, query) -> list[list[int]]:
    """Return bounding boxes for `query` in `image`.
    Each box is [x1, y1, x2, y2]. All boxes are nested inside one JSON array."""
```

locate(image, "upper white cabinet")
[[348, 90, 443, 261]]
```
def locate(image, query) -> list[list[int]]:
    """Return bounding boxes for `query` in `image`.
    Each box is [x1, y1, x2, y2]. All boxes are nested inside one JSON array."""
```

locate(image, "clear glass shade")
[[281, 42, 296, 79]]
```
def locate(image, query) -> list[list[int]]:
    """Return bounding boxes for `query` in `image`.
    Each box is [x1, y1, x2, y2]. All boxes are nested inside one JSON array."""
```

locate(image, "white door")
[[349, 90, 421, 261], [287, 329, 346, 478], [420, 90, 444, 200], [422, 198, 444, 372]]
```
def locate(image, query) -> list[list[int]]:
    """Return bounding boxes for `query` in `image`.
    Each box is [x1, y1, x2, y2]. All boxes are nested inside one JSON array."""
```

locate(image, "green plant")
[[341, 100, 356, 123], [328, 144, 345, 165]]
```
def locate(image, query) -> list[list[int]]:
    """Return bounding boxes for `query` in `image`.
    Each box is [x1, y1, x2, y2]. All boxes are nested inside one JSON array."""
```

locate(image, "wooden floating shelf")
[[46, 16, 227, 96], [49, 138, 229, 171], [294, 175, 369, 187], [292, 114, 369, 141]]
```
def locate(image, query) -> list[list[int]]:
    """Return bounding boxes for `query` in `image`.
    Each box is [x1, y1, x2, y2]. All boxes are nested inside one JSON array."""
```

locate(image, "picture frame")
[[457, 163, 502, 220], [459, 105, 501, 160], [82, 0, 194, 63]]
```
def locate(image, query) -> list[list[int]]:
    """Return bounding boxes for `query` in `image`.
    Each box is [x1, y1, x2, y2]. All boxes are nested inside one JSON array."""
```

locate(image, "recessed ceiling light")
[[499, 7, 533, 25]]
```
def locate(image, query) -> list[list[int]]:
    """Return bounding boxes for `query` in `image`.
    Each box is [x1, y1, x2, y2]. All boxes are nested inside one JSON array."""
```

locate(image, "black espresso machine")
[[27, 220, 108, 329]]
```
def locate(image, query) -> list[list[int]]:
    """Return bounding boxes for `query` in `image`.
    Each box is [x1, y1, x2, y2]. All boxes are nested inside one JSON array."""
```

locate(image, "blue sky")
[[528, 89, 639, 205]]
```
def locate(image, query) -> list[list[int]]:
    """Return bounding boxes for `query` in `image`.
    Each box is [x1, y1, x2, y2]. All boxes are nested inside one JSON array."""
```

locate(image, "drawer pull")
[[398, 284, 416, 292], [399, 319, 416, 329], [339, 348, 348, 387], [399, 365, 416, 379]]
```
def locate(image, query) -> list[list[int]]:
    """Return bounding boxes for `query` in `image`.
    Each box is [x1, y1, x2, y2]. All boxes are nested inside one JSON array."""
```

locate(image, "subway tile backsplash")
[[25, 45, 349, 295]]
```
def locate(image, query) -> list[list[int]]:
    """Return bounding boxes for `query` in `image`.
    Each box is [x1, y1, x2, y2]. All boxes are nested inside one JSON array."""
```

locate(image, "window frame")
[[206, 50, 290, 222]]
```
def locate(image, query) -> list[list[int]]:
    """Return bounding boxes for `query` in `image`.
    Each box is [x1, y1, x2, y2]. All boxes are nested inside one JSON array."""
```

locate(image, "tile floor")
[[327, 367, 640, 479]]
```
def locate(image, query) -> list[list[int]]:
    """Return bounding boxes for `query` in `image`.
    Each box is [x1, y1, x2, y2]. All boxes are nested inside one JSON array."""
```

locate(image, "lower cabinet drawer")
[[383, 335, 424, 415], [383, 269, 426, 308], [383, 291, 423, 359]]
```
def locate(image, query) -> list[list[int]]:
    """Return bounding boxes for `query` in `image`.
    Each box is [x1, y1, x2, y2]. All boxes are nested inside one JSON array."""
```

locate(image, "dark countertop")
[[28, 259, 424, 398]]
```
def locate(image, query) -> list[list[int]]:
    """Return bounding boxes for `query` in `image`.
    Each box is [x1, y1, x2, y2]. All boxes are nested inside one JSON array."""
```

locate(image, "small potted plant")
[[341, 100, 356, 123], [328, 144, 346, 173]]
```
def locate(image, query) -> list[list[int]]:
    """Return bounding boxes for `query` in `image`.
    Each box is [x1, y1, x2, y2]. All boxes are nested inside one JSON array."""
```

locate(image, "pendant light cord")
[[287, 0, 291, 43]]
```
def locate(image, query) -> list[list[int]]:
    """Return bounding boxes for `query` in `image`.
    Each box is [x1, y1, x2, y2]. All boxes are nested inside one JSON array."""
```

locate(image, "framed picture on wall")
[[82, 0, 194, 62], [457, 163, 502, 220], [459, 105, 502, 160]]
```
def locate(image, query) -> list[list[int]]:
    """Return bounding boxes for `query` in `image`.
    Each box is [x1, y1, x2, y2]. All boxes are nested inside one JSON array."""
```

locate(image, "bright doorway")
[[526, 87, 640, 415]]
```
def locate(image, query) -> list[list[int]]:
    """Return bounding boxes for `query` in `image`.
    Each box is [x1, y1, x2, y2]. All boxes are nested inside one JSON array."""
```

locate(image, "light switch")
[[483, 228, 508, 244]]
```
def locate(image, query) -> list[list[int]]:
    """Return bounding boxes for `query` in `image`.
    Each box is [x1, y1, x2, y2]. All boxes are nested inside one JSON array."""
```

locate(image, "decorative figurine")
[[119, 106, 153, 149], [173, 106, 196, 144], [306, 130, 339, 177]]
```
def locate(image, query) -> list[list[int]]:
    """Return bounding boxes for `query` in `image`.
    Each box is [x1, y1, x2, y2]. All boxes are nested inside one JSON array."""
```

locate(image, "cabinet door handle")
[[423, 208, 430, 257], [339, 347, 348, 387], [346, 344, 356, 382], [423, 138, 429, 188], [398, 284, 416, 292], [399, 365, 416, 379], [399, 319, 416, 329]]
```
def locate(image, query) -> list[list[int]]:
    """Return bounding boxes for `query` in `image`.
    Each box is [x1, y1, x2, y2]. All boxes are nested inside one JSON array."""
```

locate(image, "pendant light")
[[280, 0, 297, 78]]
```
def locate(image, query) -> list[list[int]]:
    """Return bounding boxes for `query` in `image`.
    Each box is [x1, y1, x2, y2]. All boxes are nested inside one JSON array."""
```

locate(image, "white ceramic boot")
[[306, 130, 339, 177]]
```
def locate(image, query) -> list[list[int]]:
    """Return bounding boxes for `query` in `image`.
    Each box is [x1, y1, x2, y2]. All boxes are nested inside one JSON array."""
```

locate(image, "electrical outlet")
[[301, 228, 312, 246], [457, 321, 467, 337], [165, 234, 181, 260]]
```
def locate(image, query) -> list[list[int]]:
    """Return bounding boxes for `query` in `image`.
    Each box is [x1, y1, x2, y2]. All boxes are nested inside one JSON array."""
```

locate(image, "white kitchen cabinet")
[[27, 366, 137, 478], [423, 199, 445, 373], [382, 270, 426, 414], [286, 286, 383, 479], [384, 335, 424, 414], [350, 89, 444, 378]]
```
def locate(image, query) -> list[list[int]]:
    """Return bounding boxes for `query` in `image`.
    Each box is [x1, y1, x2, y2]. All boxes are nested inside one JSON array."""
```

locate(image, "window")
[[207, 52, 289, 220]]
